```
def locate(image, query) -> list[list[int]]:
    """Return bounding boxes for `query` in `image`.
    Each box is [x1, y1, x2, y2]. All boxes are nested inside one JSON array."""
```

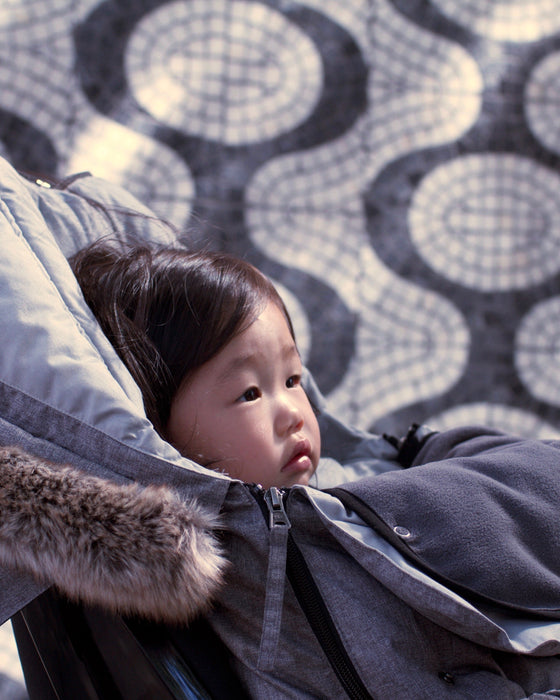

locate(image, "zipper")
[[252, 485, 373, 700], [255, 485, 291, 672], [263, 486, 291, 529]]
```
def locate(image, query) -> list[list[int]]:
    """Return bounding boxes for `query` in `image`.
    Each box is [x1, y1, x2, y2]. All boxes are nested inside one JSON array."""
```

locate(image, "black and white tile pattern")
[[2, 0, 560, 438]]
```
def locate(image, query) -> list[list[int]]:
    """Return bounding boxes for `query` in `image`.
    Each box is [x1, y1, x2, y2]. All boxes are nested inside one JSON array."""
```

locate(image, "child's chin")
[[281, 472, 312, 489]]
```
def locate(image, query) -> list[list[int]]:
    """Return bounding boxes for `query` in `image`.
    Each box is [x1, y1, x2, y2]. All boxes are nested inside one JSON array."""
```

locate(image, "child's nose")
[[275, 399, 304, 436]]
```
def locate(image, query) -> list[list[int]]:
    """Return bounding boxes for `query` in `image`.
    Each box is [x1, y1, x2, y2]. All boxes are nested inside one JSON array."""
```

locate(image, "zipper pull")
[[264, 487, 291, 529]]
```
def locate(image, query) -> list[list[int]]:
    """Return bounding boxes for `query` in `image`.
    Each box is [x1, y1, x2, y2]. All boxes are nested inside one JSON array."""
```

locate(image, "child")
[[71, 240, 321, 489]]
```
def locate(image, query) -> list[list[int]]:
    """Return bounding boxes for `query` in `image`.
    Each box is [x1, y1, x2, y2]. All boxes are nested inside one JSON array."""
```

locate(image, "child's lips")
[[282, 439, 313, 473]]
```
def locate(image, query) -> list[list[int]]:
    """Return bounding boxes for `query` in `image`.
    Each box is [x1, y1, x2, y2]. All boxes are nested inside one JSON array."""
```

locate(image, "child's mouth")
[[282, 440, 312, 473]]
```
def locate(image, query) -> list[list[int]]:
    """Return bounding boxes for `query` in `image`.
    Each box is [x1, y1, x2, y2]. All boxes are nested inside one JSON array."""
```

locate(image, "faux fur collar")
[[0, 447, 226, 624]]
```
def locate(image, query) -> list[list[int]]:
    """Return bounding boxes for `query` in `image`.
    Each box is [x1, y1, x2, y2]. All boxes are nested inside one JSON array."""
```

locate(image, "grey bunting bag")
[[1, 157, 560, 698]]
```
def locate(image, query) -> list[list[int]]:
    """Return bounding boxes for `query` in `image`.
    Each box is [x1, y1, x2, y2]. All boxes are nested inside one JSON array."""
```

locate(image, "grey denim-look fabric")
[[1, 156, 560, 698]]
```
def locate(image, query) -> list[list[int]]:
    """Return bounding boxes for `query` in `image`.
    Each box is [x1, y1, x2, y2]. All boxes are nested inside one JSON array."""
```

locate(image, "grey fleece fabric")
[[332, 426, 560, 615]]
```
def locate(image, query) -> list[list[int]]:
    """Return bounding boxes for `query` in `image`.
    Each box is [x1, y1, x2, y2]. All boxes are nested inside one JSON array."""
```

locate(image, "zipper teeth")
[[286, 534, 373, 700]]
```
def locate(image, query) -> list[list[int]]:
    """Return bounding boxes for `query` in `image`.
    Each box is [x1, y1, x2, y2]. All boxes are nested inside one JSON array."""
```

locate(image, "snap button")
[[393, 525, 411, 539], [438, 671, 455, 685]]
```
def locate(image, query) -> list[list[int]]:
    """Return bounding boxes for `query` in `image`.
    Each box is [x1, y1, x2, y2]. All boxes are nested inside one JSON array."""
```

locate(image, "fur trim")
[[0, 446, 226, 624]]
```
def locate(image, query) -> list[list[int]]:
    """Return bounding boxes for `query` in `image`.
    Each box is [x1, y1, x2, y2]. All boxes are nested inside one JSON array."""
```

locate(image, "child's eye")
[[239, 387, 261, 402], [286, 375, 301, 389]]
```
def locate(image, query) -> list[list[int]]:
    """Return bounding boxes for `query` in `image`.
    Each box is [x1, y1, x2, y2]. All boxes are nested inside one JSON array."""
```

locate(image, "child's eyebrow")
[[216, 344, 300, 384], [216, 353, 258, 384]]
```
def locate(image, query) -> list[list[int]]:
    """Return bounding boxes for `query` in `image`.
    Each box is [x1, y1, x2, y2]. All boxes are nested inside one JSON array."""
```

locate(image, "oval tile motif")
[[427, 402, 560, 439], [515, 296, 560, 408], [430, 0, 560, 41], [525, 51, 560, 156], [126, 0, 323, 145], [409, 154, 560, 291], [68, 113, 195, 229]]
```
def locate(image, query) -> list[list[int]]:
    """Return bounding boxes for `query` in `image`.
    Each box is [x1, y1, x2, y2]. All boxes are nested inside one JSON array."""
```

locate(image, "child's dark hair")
[[71, 240, 294, 434]]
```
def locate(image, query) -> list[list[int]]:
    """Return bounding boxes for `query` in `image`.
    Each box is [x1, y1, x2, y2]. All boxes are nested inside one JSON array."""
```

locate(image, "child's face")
[[166, 302, 321, 488]]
